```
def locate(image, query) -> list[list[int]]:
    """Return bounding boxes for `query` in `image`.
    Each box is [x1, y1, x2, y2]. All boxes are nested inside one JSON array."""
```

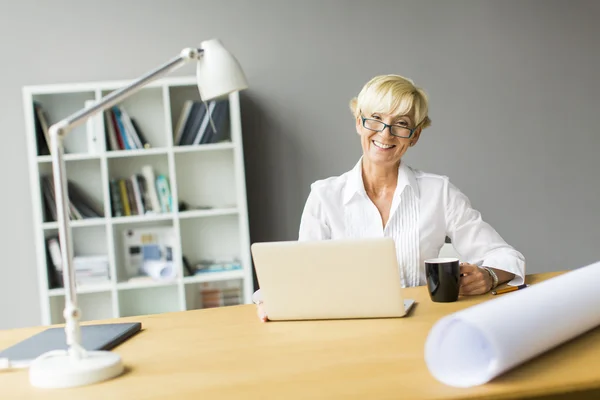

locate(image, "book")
[[109, 179, 124, 217], [85, 100, 106, 154], [141, 165, 161, 213], [173, 100, 193, 145], [40, 175, 103, 222], [178, 102, 206, 146], [33, 102, 51, 155], [155, 175, 172, 212], [111, 106, 134, 149]]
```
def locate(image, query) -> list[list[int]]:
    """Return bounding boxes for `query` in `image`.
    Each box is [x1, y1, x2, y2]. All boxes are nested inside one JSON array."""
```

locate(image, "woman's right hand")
[[252, 289, 268, 322]]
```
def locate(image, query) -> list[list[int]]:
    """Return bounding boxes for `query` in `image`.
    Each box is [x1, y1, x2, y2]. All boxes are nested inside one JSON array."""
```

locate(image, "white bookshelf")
[[23, 76, 254, 325]]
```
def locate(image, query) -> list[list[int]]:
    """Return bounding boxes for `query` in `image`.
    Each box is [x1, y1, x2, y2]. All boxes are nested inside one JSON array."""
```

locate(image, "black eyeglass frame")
[[360, 115, 417, 139]]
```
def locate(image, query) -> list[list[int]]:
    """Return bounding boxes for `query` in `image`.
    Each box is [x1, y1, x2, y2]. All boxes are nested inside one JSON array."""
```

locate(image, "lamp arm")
[[51, 47, 202, 137], [47, 47, 201, 361]]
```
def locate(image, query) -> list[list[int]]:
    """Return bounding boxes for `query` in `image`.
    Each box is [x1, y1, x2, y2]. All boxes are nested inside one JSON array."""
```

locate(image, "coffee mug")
[[425, 258, 460, 302]]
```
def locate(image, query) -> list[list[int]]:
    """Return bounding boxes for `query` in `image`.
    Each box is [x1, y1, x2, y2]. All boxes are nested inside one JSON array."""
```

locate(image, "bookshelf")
[[23, 76, 254, 325]]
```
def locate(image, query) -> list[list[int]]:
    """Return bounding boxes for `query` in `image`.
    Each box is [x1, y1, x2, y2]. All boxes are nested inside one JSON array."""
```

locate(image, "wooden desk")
[[2, 271, 600, 399]]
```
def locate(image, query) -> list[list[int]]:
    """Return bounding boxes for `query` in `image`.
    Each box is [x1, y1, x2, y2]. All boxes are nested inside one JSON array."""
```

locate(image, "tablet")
[[0, 322, 141, 364]]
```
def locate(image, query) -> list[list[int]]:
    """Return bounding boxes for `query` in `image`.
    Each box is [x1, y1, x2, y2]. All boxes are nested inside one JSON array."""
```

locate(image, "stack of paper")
[[424, 261, 600, 387], [73, 255, 110, 286]]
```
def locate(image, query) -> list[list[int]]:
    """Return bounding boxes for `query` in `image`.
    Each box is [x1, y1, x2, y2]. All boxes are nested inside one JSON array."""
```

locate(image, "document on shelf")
[[424, 260, 600, 388]]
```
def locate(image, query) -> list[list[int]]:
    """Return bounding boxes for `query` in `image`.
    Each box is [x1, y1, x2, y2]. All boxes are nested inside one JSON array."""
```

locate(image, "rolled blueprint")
[[142, 260, 176, 280], [424, 261, 600, 387]]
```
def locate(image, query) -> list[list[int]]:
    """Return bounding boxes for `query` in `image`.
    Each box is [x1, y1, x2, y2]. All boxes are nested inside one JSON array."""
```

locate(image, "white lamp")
[[28, 38, 248, 389]]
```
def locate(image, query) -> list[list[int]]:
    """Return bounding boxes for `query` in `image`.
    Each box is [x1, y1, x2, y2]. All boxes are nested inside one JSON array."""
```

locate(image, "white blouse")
[[297, 158, 525, 288]]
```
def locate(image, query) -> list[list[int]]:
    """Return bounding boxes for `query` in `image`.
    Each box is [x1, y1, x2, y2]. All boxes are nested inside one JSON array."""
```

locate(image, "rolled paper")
[[424, 261, 600, 387], [142, 260, 176, 280]]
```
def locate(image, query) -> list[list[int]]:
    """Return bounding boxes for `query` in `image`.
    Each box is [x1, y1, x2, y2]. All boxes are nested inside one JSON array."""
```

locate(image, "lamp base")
[[29, 350, 124, 389]]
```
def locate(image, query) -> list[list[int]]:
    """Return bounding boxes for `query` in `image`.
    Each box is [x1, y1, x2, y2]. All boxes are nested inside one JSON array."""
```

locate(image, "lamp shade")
[[196, 39, 248, 100]]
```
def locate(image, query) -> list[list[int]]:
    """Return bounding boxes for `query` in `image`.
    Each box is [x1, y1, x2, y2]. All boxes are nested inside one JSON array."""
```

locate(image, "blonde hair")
[[349, 74, 431, 129]]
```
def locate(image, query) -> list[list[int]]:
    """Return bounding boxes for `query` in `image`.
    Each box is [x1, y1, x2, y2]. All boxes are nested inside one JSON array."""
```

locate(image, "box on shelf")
[[73, 255, 110, 286]]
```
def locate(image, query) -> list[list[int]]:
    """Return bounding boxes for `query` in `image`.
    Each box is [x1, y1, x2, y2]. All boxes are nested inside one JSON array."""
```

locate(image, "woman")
[[254, 74, 525, 321]]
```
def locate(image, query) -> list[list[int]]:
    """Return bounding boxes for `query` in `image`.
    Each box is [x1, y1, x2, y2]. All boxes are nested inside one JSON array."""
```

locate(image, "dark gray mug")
[[425, 258, 460, 302]]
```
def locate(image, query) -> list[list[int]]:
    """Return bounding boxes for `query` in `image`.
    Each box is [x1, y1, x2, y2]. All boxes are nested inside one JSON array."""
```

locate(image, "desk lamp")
[[29, 39, 248, 389]]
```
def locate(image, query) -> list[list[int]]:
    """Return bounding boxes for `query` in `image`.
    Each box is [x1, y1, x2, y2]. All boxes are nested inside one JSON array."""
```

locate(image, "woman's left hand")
[[459, 262, 493, 295]]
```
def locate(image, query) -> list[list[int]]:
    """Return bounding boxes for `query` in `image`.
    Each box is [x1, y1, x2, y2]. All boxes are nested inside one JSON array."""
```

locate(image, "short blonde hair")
[[349, 74, 431, 129]]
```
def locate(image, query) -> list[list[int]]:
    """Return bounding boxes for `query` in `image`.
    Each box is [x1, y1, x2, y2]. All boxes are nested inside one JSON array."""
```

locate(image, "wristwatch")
[[484, 267, 499, 290]]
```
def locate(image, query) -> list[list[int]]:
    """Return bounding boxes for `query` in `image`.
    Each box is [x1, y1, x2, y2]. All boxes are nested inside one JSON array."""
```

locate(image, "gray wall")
[[0, 0, 598, 329]]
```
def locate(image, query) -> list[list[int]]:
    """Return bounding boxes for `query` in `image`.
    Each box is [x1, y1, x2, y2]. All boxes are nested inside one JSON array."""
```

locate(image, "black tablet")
[[0, 322, 141, 364]]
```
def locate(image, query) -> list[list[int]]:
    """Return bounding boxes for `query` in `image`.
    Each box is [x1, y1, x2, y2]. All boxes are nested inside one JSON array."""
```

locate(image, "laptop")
[[250, 237, 415, 321]]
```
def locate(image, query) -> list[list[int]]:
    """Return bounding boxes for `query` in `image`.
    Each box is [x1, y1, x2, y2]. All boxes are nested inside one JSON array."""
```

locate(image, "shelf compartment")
[[174, 149, 238, 210], [40, 225, 109, 258], [32, 91, 96, 156], [185, 279, 244, 311], [49, 291, 113, 324], [39, 158, 105, 224], [112, 219, 176, 283], [43, 225, 109, 260], [179, 214, 241, 271], [168, 84, 236, 147], [101, 86, 168, 149], [107, 153, 172, 218], [107, 152, 170, 179], [118, 285, 180, 317], [43, 225, 111, 291], [168, 84, 201, 143], [169, 84, 233, 147]]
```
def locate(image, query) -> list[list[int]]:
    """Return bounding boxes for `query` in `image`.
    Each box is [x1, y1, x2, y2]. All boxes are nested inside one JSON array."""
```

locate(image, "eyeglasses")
[[360, 116, 416, 138]]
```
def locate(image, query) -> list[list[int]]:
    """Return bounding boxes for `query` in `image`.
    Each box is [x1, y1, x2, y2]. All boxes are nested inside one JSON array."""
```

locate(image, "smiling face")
[[356, 112, 421, 167], [349, 74, 431, 168]]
